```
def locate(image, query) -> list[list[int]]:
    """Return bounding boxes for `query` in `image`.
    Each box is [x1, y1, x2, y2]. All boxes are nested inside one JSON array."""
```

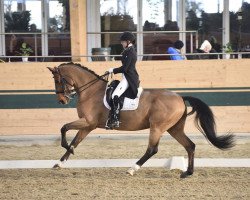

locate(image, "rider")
[[105, 31, 139, 129]]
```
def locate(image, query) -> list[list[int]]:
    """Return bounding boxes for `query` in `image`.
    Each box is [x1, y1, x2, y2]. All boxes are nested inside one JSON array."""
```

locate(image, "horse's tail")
[[182, 96, 235, 150]]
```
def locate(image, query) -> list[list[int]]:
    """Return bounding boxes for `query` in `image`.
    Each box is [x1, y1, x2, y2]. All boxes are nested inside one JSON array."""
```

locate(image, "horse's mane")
[[58, 62, 108, 82]]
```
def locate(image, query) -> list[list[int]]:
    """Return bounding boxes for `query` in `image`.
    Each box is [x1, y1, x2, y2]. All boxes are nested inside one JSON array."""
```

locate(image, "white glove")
[[108, 68, 114, 73]]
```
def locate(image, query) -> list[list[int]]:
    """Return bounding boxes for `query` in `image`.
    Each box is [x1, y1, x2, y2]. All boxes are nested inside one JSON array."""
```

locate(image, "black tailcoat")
[[113, 46, 139, 99]]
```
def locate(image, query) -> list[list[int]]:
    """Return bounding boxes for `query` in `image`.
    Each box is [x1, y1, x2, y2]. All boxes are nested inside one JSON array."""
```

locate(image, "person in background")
[[210, 36, 222, 59], [209, 36, 221, 53], [196, 40, 218, 59], [30, 24, 38, 32], [167, 40, 186, 60], [9, 34, 17, 54], [8, 35, 23, 62]]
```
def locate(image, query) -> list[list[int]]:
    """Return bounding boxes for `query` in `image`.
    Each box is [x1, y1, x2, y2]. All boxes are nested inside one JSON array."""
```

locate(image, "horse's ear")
[[47, 67, 54, 73], [54, 67, 59, 73]]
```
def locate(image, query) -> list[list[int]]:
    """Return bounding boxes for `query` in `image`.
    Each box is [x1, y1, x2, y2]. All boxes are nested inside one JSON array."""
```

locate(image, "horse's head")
[[47, 66, 76, 105]]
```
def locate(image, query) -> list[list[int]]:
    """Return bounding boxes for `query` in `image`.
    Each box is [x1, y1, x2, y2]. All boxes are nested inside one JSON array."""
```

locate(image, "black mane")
[[58, 62, 108, 82]]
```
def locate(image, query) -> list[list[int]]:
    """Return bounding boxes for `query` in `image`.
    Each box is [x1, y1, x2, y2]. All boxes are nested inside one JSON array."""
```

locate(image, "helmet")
[[120, 31, 136, 43], [174, 40, 184, 50]]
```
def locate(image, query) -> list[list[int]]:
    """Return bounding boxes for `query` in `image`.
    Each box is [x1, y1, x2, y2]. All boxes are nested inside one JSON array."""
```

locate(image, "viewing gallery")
[[0, 0, 249, 61]]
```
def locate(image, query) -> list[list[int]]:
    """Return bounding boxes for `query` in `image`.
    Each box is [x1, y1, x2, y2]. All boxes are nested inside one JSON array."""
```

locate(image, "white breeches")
[[112, 74, 129, 98]]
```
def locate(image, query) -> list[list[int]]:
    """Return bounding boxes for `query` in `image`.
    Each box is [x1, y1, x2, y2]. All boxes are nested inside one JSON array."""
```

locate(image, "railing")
[[87, 30, 199, 54], [1, 52, 250, 63], [0, 30, 250, 62]]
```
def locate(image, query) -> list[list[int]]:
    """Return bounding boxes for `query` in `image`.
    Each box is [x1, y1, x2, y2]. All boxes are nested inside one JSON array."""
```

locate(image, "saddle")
[[103, 80, 143, 111]]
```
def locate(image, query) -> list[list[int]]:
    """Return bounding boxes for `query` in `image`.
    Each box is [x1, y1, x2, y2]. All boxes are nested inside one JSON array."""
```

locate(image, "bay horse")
[[48, 62, 235, 178]]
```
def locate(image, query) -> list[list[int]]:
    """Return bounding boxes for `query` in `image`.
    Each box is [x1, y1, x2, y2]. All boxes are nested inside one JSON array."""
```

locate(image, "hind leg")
[[127, 127, 162, 176], [168, 118, 196, 178]]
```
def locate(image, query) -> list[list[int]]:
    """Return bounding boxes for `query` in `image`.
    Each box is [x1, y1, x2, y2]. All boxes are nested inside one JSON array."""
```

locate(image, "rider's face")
[[121, 41, 128, 48]]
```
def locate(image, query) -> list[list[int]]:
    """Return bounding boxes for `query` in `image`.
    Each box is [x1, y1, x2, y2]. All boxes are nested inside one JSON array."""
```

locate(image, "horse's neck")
[[80, 79, 106, 99], [68, 67, 106, 100]]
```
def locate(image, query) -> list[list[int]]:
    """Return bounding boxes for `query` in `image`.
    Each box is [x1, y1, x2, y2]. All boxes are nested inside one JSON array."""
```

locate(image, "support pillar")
[[70, 0, 87, 62], [223, 0, 230, 55], [178, 0, 186, 54]]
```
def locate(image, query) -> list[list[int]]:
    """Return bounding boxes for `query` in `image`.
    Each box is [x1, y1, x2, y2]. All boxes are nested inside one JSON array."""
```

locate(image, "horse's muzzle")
[[57, 94, 69, 105], [59, 99, 66, 104]]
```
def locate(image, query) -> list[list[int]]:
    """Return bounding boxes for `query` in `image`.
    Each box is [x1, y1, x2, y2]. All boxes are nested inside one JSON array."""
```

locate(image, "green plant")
[[223, 43, 233, 53], [18, 42, 33, 56]]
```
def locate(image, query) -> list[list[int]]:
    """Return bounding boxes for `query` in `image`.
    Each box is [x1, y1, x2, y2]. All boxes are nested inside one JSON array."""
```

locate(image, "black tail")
[[183, 96, 235, 150]]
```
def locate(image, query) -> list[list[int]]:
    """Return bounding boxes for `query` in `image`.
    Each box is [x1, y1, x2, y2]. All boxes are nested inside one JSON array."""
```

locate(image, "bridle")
[[54, 69, 109, 100], [56, 75, 76, 100]]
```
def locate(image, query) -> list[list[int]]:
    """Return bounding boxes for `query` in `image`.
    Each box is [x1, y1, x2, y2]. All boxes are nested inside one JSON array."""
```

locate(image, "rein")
[[77, 73, 109, 93]]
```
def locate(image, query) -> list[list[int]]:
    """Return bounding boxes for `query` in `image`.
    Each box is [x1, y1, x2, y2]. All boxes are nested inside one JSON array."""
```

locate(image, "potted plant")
[[18, 42, 33, 62], [223, 43, 233, 59]]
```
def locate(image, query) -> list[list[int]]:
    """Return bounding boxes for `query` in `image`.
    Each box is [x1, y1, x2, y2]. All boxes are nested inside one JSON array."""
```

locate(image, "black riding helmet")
[[120, 31, 136, 44]]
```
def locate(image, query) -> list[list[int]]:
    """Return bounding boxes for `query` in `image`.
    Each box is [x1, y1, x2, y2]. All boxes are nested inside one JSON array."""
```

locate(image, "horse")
[[48, 62, 235, 178]]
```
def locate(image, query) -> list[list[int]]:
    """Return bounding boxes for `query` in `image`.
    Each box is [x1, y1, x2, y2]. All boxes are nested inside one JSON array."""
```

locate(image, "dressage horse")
[[48, 62, 235, 178]]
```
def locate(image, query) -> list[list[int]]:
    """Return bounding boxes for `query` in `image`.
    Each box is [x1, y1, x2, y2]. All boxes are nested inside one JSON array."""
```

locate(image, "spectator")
[[167, 40, 186, 60], [7, 35, 23, 61], [9, 34, 17, 54], [30, 24, 38, 32], [210, 36, 221, 53], [195, 40, 218, 59]]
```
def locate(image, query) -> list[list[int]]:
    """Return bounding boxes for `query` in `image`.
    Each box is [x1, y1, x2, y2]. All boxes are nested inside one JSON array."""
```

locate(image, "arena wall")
[[0, 59, 249, 135]]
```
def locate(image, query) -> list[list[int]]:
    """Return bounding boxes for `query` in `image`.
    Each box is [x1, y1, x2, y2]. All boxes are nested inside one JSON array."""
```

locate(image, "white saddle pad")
[[103, 87, 143, 111]]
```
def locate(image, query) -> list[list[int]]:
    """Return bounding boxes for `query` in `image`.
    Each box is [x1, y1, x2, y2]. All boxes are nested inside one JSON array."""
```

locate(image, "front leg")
[[61, 125, 70, 150], [53, 120, 93, 169], [60, 118, 92, 151], [54, 129, 91, 169]]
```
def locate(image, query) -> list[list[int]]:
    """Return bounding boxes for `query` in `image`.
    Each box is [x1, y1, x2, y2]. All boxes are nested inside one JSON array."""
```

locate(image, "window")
[[185, 0, 250, 58], [99, 0, 194, 61], [1, 0, 70, 61], [4, 0, 42, 61], [229, 0, 250, 57], [47, 0, 70, 61], [186, 0, 223, 55], [142, 0, 180, 60], [100, 0, 137, 59]]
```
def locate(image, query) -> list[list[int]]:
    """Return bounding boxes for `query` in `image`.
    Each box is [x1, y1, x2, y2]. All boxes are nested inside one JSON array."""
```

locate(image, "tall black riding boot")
[[111, 95, 121, 128], [105, 109, 113, 130], [105, 96, 120, 129]]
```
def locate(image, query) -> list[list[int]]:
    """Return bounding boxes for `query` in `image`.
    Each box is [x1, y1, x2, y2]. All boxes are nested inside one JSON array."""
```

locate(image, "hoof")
[[127, 168, 135, 176], [53, 163, 61, 169], [127, 164, 140, 176], [180, 171, 193, 178], [53, 161, 66, 169]]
